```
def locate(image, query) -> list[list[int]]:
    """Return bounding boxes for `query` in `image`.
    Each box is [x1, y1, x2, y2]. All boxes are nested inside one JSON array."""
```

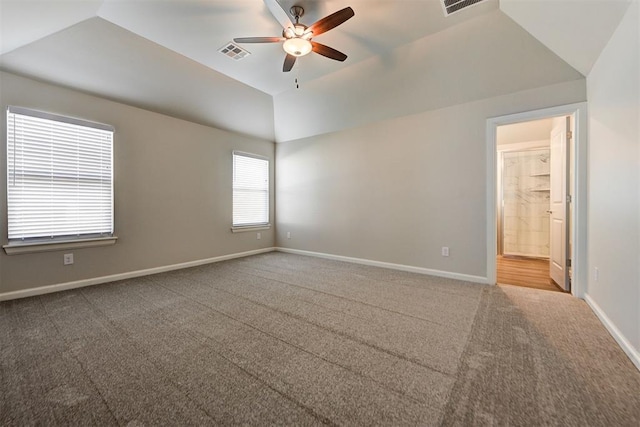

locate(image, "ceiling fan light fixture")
[[283, 37, 312, 57], [293, 24, 306, 36]]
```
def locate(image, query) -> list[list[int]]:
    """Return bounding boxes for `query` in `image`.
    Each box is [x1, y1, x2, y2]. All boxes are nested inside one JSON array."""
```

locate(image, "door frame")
[[486, 103, 588, 297]]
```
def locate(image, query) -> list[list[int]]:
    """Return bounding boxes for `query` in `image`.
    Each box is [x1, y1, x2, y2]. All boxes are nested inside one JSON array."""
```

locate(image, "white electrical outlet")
[[257, 232, 261, 240], [594, 267, 599, 282], [287, 231, 291, 239], [441, 246, 450, 257], [63, 253, 74, 265]]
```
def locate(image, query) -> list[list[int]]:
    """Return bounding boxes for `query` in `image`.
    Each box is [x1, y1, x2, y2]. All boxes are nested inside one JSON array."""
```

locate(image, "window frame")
[[231, 150, 270, 232], [3, 106, 117, 255]]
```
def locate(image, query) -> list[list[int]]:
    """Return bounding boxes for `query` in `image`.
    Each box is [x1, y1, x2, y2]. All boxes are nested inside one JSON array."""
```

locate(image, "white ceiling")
[[273, 9, 584, 142], [0, 0, 103, 54], [0, 0, 630, 142], [500, 0, 632, 76], [497, 118, 554, 146], [1, 0, 500, 96], [0, 17, 276, 141]]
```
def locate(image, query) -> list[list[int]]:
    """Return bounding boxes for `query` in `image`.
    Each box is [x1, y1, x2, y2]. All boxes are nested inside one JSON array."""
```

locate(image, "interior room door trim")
[[486, 103, 588, 298]]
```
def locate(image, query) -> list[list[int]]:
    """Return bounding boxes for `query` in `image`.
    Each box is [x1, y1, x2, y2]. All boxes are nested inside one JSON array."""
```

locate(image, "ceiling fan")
[[234, 0, 355, 72]]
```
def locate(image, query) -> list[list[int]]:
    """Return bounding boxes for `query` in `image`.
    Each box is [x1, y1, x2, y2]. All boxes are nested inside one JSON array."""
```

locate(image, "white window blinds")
[[232, 151, 269, 227], [6, 106, 114, 242]]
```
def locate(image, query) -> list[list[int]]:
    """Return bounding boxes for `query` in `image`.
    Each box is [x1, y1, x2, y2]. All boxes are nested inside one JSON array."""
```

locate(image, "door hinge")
[[566, 130, 573, 140], [567, 195, 572, 203]]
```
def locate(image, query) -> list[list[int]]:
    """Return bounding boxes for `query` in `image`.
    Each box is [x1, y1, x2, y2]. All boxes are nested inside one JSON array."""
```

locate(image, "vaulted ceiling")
[[0, 0, 632, 142]]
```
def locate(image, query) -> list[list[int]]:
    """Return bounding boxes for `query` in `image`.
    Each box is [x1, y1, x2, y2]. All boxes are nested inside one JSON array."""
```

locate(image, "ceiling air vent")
[[218, 42, 251, 61], [441, 0, 488, 16]]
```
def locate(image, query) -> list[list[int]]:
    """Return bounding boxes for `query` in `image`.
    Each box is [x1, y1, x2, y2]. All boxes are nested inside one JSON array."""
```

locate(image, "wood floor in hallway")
[[496, 255, 563, 292]]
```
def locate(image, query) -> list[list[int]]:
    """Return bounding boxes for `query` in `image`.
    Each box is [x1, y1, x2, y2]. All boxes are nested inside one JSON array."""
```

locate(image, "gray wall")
[[0, 72, 275, 294], [275, 80, 586, 279], [586, 1, 639, 357]]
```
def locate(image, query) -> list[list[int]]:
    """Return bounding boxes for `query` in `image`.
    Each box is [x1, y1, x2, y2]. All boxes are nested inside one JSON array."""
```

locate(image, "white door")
[[549, 117, 570, 291]]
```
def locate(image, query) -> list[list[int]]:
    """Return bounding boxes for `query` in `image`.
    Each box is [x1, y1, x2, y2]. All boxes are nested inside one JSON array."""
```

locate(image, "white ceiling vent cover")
[[441, 0, 488, 16], [218, 42, 251, 61]]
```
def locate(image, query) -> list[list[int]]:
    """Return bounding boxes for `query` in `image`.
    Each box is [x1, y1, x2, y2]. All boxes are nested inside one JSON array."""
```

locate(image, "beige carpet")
[[442, 283, 640, 425], [1, 252, 638, 425]]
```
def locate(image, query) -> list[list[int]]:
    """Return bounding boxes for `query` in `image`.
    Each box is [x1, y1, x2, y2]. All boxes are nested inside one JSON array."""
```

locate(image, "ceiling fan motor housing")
[[283, 23, 310, 39]]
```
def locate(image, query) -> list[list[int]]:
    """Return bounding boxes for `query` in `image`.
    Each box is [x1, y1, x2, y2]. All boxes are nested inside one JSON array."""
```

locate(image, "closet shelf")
[[530, 173, 550, 176], [530, 188, 550, 192]]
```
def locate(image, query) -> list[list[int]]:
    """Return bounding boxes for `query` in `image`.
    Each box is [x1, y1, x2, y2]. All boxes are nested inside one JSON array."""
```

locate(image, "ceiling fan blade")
[[283, 54, 296, 72], [264, 0, 293, 29], [307, 7, 355, 37], [311, 42, 348, 62], [233, 37, 284, 43]]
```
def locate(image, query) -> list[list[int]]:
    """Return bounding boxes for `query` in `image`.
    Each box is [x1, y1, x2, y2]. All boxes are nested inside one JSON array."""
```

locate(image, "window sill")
[[231, 224, 271, 233], [3, 236, 118, 255]]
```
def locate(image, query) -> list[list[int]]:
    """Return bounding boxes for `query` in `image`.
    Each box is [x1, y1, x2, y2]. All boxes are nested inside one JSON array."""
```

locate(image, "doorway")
[[496, 117, 565, 291], [486, 103, 587, 298]]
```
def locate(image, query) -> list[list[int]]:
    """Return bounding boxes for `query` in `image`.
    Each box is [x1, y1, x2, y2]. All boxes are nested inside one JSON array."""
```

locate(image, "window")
[[6, 106, 114, 247], [232, 151, 269, 228]]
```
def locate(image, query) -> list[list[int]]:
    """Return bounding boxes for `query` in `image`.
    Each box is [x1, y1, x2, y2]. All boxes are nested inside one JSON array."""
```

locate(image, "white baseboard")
[[4, 245, 636, 374], [0, 247, 276, 302], [584, 294, 640, 372], [1, 246, 490, 301], [276, 247, 490, 284]]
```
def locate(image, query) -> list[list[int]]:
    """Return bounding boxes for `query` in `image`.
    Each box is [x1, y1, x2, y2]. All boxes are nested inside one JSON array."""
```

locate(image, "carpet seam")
[[181, 270, 457, 378], [238, 266, 473, 331], [154, 277, 443, 411], [127, 279, 342, 425], [116, 275, 341, 425], [437, 286, 491, 426], [37, 295, 122, 426], [75, 288, 224, 425], [247, 259, 483, 302]]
